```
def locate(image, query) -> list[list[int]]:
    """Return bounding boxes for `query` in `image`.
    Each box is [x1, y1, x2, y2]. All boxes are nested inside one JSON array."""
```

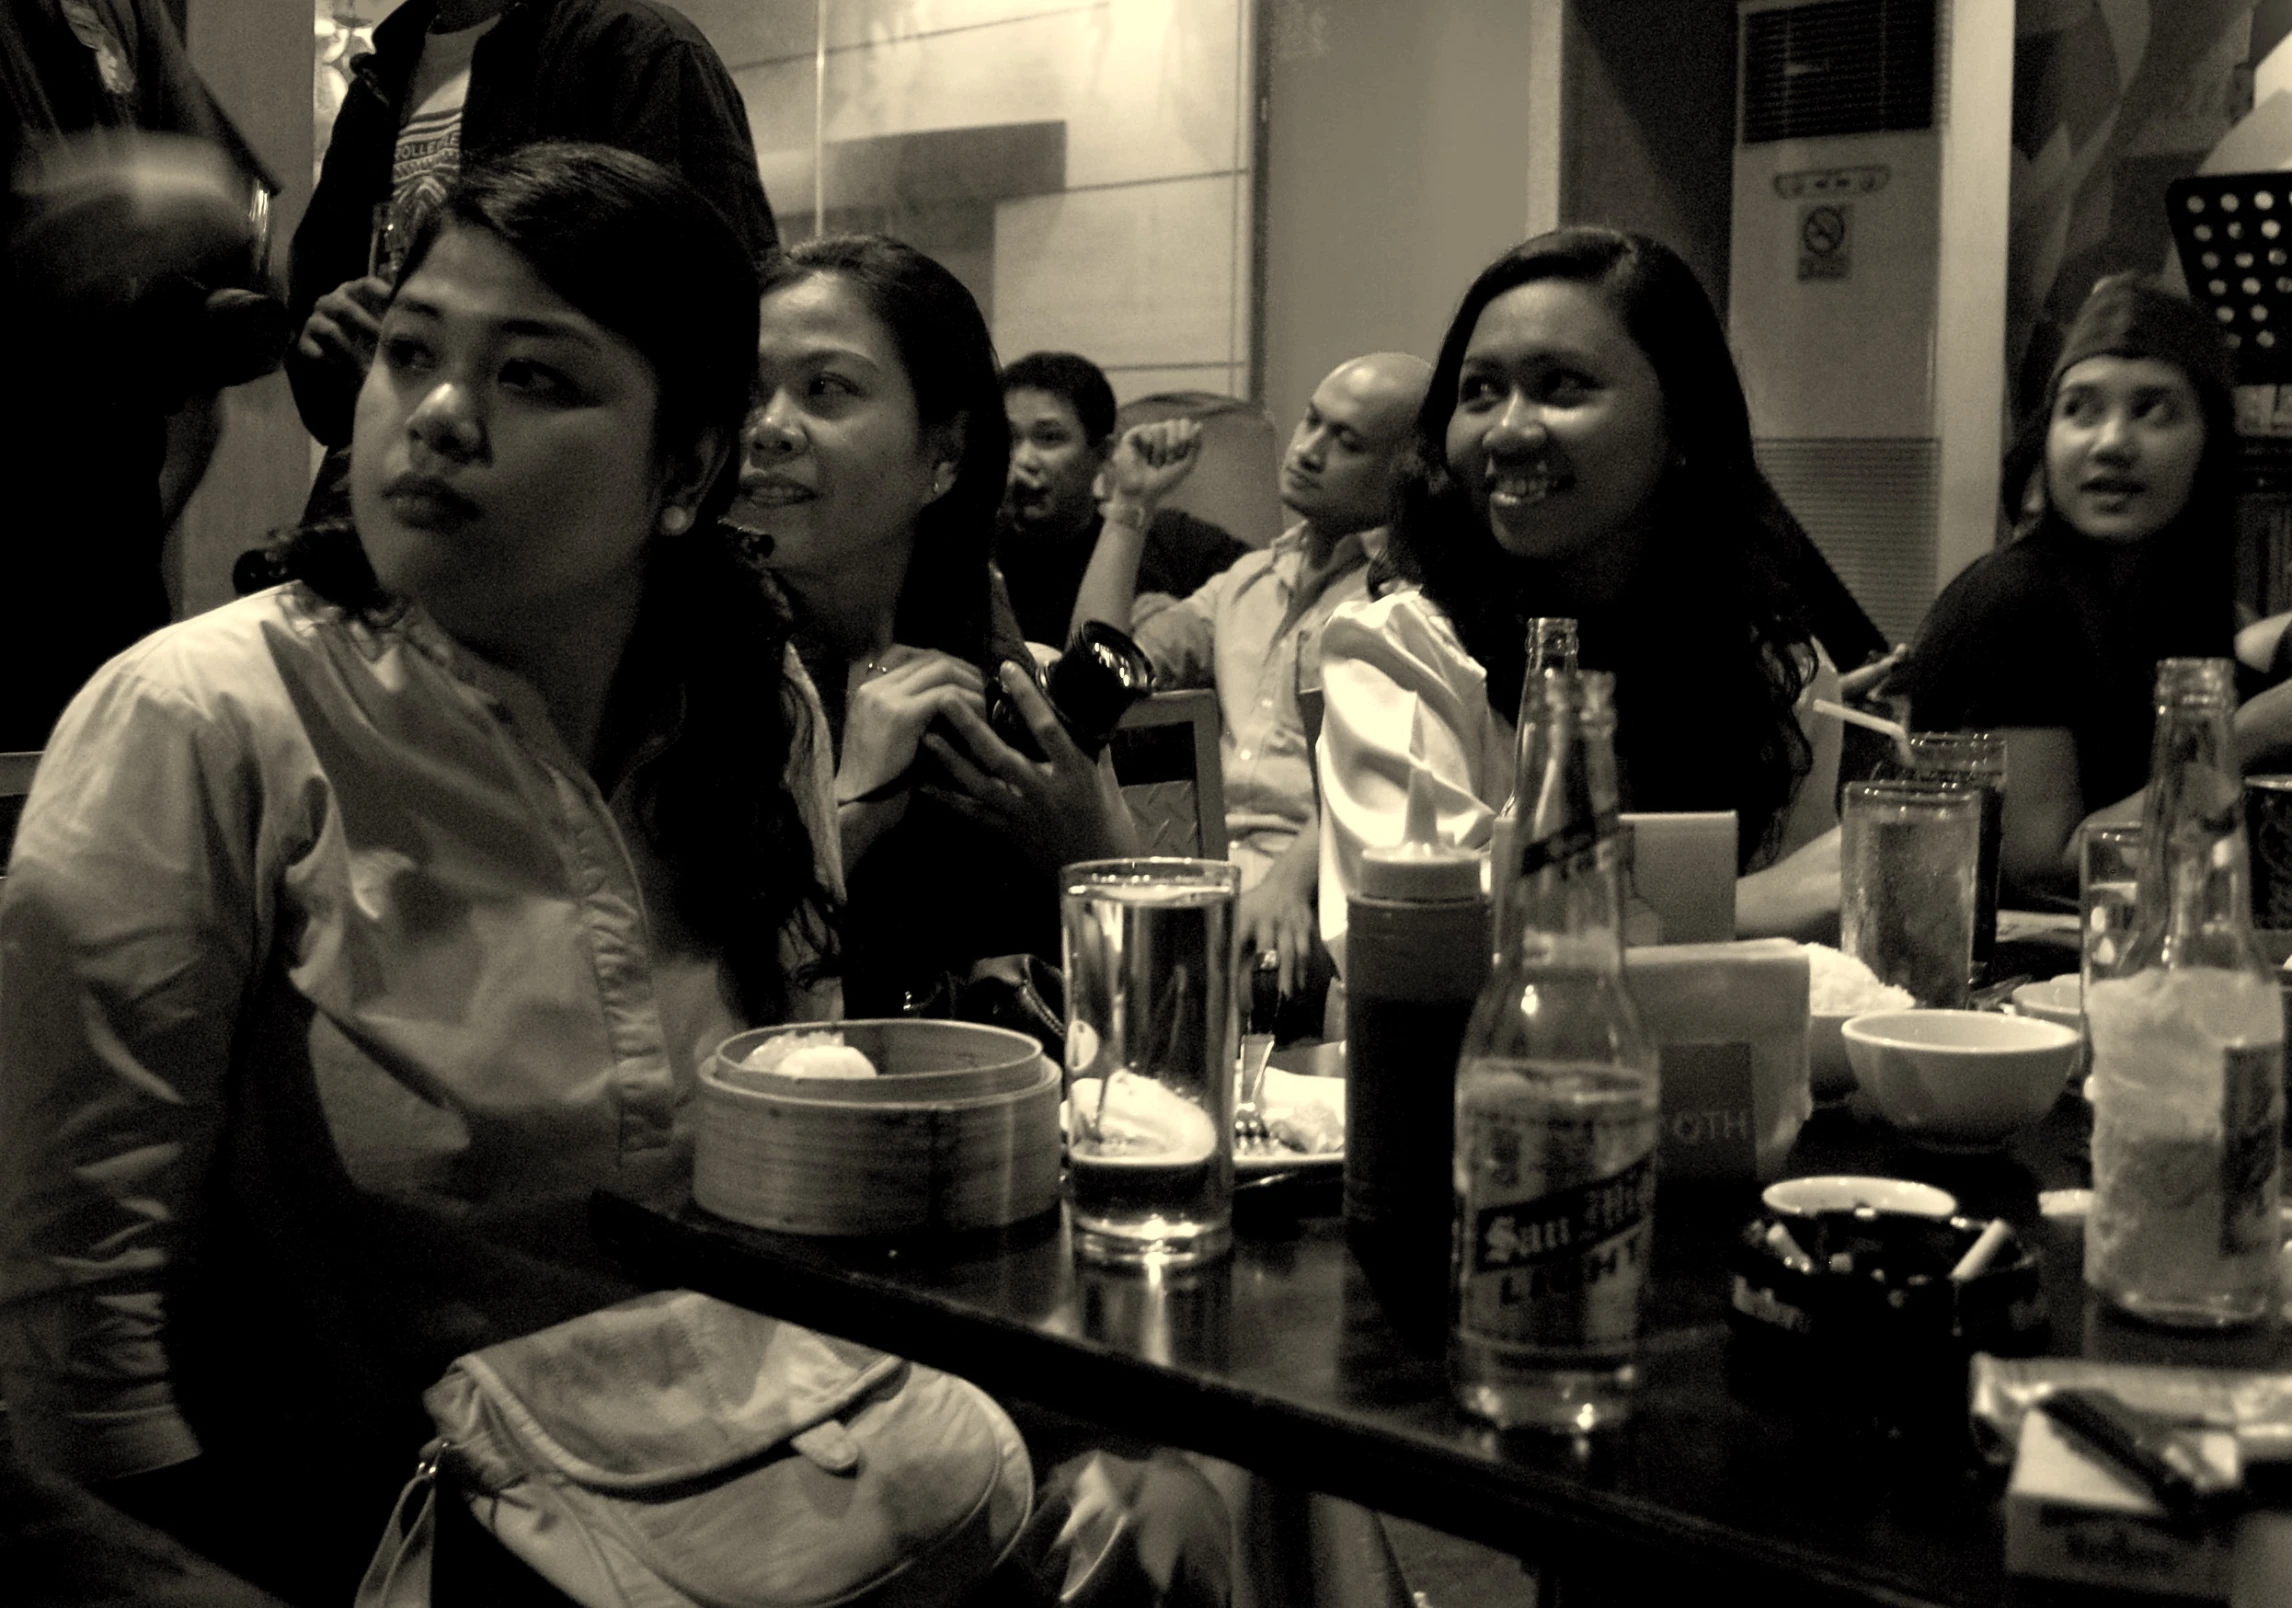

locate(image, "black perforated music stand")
[[2167, 173, 2292, 385]]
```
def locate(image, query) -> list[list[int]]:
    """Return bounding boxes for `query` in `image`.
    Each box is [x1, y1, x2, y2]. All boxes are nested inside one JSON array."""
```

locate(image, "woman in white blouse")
[[1318, 227, 1842, 955], [0, 145, 837, 1602]]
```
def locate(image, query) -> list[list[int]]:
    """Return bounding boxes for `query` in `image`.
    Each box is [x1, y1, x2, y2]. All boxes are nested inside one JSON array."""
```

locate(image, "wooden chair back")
[[1107, 691, 1227, 860]]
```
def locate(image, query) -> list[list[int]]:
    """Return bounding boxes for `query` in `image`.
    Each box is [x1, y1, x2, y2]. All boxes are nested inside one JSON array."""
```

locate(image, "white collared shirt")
[[1132, 522, 1375, 885], [0, 586, 837, 1481]]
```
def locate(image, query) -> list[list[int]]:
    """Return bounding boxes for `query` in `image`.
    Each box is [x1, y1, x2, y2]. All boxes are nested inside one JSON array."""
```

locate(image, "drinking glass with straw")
[[1812, 697, 1917, 771], [1061, 858, 1240, 1268], [1889, 732, 2007, 984], [1840, 778, 1981, 1010]]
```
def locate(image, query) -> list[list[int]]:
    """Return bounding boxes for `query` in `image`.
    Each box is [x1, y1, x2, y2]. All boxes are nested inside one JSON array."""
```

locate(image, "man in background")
[[1071, 352, 1430, 1028], [997, 350, 1248, 645]]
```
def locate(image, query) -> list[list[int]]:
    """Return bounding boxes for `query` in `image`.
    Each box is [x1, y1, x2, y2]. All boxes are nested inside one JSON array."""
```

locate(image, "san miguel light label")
[[1471, 1155, 1654, 1274], [1456, 1140, 1655, 1353]]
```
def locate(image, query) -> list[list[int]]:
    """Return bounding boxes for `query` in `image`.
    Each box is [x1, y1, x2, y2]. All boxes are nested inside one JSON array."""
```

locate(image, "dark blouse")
[[819, 582, 1061, 1015], [1897, 524, 2232, 811]]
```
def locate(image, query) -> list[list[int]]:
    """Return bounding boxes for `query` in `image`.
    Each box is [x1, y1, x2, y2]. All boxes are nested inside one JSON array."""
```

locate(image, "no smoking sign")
[[1798, 202, 1851, 281]]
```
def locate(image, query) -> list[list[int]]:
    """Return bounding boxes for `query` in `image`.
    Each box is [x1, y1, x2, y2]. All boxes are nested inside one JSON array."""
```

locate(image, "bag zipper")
[[410, 1436, 450, 1497]]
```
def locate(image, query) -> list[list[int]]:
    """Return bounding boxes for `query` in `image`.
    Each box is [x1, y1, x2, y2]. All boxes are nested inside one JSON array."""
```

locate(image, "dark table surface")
[[593, 1083, 2290, 1608]]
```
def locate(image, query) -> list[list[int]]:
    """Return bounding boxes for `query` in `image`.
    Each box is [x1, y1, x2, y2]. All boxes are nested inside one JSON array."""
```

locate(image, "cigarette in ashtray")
[[1949, 1218, 2013, 1282], [740, 1030, 878, 1080]]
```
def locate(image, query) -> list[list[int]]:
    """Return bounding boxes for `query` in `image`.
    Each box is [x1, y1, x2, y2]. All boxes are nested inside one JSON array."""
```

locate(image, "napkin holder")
[[1619, 812, 1736, 943], [1623, 938, 1810, 1179]]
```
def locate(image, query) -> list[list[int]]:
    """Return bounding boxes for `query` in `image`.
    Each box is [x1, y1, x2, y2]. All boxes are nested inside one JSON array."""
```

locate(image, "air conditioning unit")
[[1727, 0, 2013, 645]]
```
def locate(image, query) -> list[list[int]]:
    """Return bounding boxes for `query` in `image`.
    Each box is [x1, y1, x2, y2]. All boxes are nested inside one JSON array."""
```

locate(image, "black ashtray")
[[1726, 1208, 2047, 1416]]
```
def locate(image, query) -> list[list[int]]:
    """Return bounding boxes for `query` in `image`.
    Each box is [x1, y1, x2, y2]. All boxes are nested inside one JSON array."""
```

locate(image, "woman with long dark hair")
[[729, 234, 1136, 1015], [1897, 273, 2237, 901], [0, 144, 836, 1602], [1318, 226, 1842, 948]]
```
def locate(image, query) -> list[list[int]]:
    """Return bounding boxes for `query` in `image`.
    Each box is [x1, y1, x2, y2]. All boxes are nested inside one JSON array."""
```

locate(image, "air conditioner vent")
[[1742, 0, 1937, 145], [1757, 438, 1940, 645]]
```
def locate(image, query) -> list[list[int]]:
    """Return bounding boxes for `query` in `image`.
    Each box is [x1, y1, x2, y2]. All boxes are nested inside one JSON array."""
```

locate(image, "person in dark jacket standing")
[[3, 0, 286, 751], [286, 0, 776, 452]]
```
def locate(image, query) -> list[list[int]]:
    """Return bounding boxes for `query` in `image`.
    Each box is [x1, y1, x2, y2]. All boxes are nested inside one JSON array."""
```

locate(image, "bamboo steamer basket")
[[693, 1020, 1062, 1237]]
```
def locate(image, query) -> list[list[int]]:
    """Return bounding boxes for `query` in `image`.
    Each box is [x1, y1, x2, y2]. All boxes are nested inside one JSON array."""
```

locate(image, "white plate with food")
[[1236, 1066, 1345, 1175], [1061, 1066, 1346, 1175], [1068, 1076, 1347, 1181]]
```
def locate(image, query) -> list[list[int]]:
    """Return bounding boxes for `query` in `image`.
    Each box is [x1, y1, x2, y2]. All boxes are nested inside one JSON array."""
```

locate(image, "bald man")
[[1072, 353, 1432, 1016]]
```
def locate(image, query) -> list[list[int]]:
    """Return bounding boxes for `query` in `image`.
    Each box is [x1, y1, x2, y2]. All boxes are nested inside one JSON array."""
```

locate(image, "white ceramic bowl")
[[2009, 977, 2087, 1081], [2009, 976, 2083, 1033], [1842, 1009, 2079, 1151]]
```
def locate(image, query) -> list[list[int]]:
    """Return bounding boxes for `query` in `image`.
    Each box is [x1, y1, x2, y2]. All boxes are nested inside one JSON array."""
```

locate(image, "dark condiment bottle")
[[1344, 720, 1491, 1319]]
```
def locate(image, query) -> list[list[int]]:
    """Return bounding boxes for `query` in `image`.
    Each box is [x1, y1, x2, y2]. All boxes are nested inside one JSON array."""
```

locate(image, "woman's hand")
[[838, 647, 985, 805], [921, 662, 1140, 872]]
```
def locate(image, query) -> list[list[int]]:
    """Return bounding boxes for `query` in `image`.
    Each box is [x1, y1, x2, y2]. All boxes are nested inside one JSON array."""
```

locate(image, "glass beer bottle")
[[2085, 658, 2284, 1327], [1488, 618, 1579, 953], [1451, 669, 1661, 1431]]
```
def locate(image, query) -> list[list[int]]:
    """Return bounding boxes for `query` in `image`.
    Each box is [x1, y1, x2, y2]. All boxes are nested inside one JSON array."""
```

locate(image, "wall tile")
[[720, 1, 1252, 388], [1104, 364, 1249, 406], [736, 0, 1241, 192], [993, 176, 1244, 368]]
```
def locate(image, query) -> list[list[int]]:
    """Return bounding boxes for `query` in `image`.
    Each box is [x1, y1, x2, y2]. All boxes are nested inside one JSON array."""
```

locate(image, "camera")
[[986, 622, 1154, 762]]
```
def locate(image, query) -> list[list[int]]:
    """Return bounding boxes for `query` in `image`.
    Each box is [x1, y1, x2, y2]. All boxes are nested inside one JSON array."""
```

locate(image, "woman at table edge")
[[1894, 273, 2243, 904], [0, 144, 842, 1601], [1315, 225, 1844, 958]]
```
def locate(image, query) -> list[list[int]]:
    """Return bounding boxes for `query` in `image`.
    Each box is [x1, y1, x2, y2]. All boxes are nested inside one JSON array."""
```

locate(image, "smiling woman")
[[1316, 226, 1843, 952], [1443, 277, 1673, 590]]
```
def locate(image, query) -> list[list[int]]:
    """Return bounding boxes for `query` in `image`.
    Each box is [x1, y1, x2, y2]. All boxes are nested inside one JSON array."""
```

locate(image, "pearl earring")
[[660, 506, 692, 535], [932, 465, 955, 497]]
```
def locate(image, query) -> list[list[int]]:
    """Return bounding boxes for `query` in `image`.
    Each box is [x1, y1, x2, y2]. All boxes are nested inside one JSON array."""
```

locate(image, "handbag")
[[899, 954, 1068, 1063], [357, 1289, 1033, 1608]]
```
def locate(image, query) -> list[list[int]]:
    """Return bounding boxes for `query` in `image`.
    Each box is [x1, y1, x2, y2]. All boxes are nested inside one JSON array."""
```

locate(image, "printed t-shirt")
[[379, 15, 495, 280]]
